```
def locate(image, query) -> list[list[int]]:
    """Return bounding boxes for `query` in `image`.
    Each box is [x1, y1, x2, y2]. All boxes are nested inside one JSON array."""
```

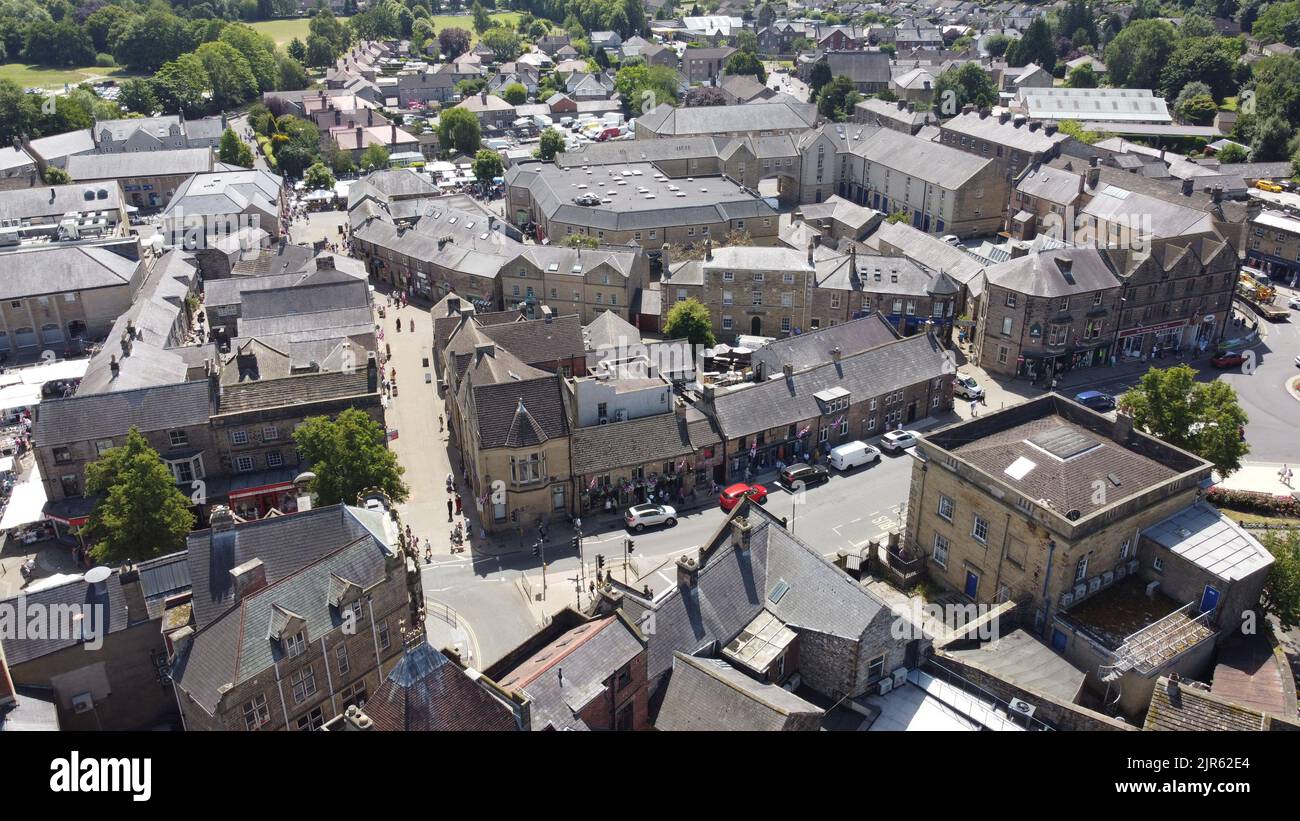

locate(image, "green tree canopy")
[[614, 63, 679, 116], [438, 105, 482, 155], [816, 75, 860, 121], [538, 127, 565, 161], [1117, 363, 1250, 476], [83, 428, 196, 563], [439, 26, 471, 59], [1260, 531, 1300, 630], [472, 148, 503, 182], [1105, 18, 1177, 89], [932, 61, 997, 115], [1066, 63, 1098, 88], [219, 128, 255, 167], [725, 50, 767, 84], [293, 408, 409, 506], [663, 297, 716, 347], [304, 161, 337, 190], [502, 81, 528, 105], [472, 0, 491, 33], [361, 143, 392, 170]]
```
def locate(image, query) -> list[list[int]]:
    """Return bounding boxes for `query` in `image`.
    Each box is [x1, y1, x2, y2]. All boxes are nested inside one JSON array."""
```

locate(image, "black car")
[[779, 463, 830, 490]]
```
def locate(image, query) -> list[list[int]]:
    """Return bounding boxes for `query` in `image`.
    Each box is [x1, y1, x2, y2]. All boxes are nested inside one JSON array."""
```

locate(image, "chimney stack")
[[831, 346, 841, 363], [210, 504, 235, 532], [807, 240, 815, 265], [316, 255, 335, 271], [849, 246, 858, 279], [109, 354, 119, 378], [676, 555, 699, 590], [229, 557, 267, 601], [999, 110, 1010, 124], [660, 243, 671, 274], [731, 515, 752, 553], [704, 237, 713, 261], [782, 362, 794, 379], [1212, 184, 1223, 203], [366, 351, 378, 393], [1028, 120, 1041, 132], [1044, 123, 1058, 136], [1182, 177, 1194, 196]]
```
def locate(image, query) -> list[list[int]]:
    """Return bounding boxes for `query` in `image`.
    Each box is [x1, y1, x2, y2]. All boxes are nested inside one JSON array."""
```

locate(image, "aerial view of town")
[[0, 0, 1298, 762]]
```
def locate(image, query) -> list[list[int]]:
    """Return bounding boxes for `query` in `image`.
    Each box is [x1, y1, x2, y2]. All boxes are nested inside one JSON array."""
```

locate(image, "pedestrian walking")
[[1280, 465, 1291, 488], [970, 399, 978, 417], [396, 317, 402, 332], [438, 414, 444, 432], [455, 495, 463, 516]]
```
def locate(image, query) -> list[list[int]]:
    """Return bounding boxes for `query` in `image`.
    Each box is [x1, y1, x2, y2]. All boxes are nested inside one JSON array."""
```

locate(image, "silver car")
[[625, 504, 677, 531]]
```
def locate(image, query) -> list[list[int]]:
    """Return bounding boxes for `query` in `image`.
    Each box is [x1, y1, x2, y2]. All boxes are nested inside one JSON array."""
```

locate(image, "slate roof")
[[215, 369, 373, 415], [635, 101, 818, 137], [0, 242, 142, 301], [618, 504, 890, 682], [472, 373, 569, 449], [34, 379, 211, 446], [26, 129, 95, 163], [655, 653, 824, 731], [66, 148, 213, 181], [174, 506, 396, 715], [497, 616, 645, 731], [851, 127, 994, 190], [361, 642, 521, 731], [184, 504, 392, 631], [1016, 164, 1082, 205], [1144, 678, 1272, 731], [750, 313, 898, 375], [570, 411, 695, 475], [709, 332, 949, 438], [0, 182, 123, 223], [820, 50, 893, 84], [948, 413, 1178, 518], [478, 314, 586, 368], [239, 280, 370, 320], [0, 570, 132, 665], [982, 247, 1120, 298]]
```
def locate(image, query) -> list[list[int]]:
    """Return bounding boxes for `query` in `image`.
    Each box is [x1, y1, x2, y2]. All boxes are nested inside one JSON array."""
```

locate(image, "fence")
[[426, 600, 459, 630]]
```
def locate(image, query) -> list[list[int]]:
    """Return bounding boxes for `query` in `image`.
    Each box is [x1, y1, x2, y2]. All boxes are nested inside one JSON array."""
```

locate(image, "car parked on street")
[[778, 463, 830, 490], [880, 430, 918, 452], [624, 503, 677, 531], [1210, 351, 1248, 368], [1073, 390, 1116, 411], [1288, 296, 1300, 310], [828, 441, 880, 471], [954, 374, 984, 400], [719, 483, 767, 511]]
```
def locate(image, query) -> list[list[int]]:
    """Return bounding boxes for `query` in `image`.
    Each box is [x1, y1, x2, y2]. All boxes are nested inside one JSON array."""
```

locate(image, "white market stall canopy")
[[0, 472, 48, 530], [0, 383, 41, 413], [19, 359, 89, 385]]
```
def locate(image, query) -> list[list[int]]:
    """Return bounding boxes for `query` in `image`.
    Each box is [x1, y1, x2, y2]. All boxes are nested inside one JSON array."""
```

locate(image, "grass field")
[[0, 63, 139, 91], [250, 12, 521, 47]]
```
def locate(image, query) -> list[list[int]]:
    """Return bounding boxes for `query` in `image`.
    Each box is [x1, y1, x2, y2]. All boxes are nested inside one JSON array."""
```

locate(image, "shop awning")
[[1, 474, 48, 530], [20, 359, 89, 385], [226, 467, 298, 500], [0, 383, 41, 413]]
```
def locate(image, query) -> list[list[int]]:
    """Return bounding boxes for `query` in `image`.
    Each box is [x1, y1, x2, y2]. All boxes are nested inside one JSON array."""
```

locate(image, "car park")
[[719, 483, 768, 511], [624, 503, 677, 531], [880, 430, 918, 452], [778, 463, 830, 489]]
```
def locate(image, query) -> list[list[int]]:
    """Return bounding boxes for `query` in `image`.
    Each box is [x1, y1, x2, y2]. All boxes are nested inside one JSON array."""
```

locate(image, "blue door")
[[922, 214, 932, 232], [964, 570, 979, 598], [1199, 584, 1221, 614], [1051, 629, 1068, 651]]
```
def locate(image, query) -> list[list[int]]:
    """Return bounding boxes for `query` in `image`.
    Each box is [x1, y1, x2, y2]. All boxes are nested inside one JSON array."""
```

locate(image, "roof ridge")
[[677, 651, 798, 716]]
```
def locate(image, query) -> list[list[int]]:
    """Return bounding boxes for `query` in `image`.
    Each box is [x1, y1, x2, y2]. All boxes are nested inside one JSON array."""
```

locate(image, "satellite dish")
[[84, 566, 112, 585]]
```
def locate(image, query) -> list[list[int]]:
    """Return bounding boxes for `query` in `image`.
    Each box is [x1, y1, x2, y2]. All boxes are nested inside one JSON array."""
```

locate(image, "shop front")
[[1016, 342, 1113, 381], [1117, 318, 1191, 361], [581, 462, 692, 515], [225, 468, 299, 520]]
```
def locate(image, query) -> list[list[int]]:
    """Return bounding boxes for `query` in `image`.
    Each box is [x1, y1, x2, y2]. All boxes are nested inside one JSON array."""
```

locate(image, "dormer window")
[[285, 630, 306, 659]]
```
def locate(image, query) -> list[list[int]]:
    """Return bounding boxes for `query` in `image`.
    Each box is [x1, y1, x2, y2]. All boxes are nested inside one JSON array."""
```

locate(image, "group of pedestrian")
[[446, 493, 463, 521], [1280, 465, 1293, 488]]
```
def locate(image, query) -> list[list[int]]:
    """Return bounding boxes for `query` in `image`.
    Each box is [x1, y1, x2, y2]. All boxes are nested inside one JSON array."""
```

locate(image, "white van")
[[829, 440, 880, 471]]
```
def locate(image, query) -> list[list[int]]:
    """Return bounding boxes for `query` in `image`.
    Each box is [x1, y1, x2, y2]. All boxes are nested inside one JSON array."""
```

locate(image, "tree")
[[438, 106, 482, 155], [361, 143, 391, 170], [472, 148, 503, 182], [1066, 63, 1098, 88], [1216, 142, 1248, 163], [725, 50, 767, 84], [1160, 35, 1245, 102], [82, 428, 196, 563], [1253, 2, 1300, 45], [816, 75, 861, 121], [304, 161, 336, 190], [113, 8, 194, 72], [117, 78, 157, 116], [288, 36, 307, 63], [481, 26, 522, 62], [663, 298, 715, 347], [196, 41, 259, 109], [756, 2, 776, 29], [293, 409, 409, 506], [472, 0, 491, 34], [538, 127, 565, 160], [153, 53, 211, 115], [1250, 115, 1294, 161], [1117, 364, 1250, 477], [614, 63, 680, 116], [683, 85, 728, 106], [502, 81, 528, 105], [808, 57, 832, 96], [439, 27, 471, 59], [219, 128, 255, 167], [983, 33, 1012, 58], [1005, 17, 1055, 72], [733, 29, 758, 55], [1104, 19, 1177, 89], [1177, 92, 1218, 125], [932, 62, 997, 115], [44, 166, 71, 184], [220, 23, 282, 93], [1259, 532, 1300, 630]]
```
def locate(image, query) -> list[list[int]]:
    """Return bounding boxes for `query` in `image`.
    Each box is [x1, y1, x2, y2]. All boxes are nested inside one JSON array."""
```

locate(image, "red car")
[[720, 483, 767, 511], [1210, 352, 1247, 368]]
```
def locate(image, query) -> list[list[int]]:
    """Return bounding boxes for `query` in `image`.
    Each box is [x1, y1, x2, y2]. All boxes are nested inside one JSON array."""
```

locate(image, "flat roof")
[[1143, 502, 1273, 582]]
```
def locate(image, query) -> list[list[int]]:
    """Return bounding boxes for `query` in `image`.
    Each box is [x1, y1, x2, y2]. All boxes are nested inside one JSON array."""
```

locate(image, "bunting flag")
[[588, 476, 598, 491], [749, 442, 758, 458], [797, 425, 810, 437], [834, 415, 845, 428], [677, 458, 687, 469]]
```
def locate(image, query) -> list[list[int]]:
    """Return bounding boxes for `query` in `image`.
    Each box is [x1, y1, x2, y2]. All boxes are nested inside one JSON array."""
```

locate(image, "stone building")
[[974, 247, 1123, 379], [170, 503, 421, 731], [664, 243, 816, 341], [704, 326, 953, 482], [903, 394, 1273, 716]]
